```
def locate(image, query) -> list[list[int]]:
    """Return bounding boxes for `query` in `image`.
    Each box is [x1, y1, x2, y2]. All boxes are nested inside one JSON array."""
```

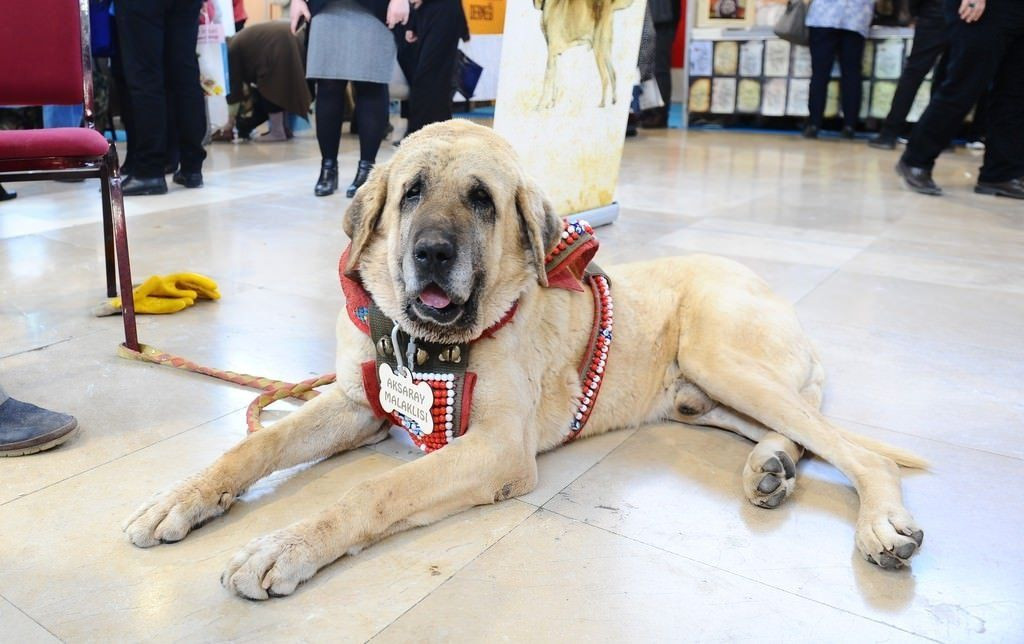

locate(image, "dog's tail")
[[837, 429, 930, 470]]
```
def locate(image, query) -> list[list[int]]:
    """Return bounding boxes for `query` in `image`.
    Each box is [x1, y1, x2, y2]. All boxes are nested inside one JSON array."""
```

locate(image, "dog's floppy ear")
[[342, 163, 390, 276], [515, 176, 562, 287]]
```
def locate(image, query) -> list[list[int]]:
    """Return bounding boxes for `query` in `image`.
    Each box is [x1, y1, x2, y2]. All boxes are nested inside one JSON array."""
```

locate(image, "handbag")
[[452, 50, 483, 100], [774, 0, 811, 47], [197, 1, 230, 128], [638, 78, 664, 111]]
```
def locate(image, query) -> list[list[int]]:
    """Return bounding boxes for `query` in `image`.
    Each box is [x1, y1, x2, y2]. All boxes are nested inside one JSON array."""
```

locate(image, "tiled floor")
[[1, 124, 1022, 642]]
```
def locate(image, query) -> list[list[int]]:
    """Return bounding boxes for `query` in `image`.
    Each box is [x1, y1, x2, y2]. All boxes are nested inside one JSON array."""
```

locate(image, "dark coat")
[[227, 21, 312, 116]]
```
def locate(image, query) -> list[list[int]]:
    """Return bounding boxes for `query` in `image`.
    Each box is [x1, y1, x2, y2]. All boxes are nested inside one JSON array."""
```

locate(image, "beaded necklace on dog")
[[339, 220, 612, 452]]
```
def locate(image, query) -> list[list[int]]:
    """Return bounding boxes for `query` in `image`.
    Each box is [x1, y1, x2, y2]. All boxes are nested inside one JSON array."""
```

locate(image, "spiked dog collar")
[[339, 220, 613, 452]]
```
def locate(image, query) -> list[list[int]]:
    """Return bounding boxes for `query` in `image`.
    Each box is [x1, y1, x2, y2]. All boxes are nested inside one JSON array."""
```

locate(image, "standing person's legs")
[[901, 0, 1006, 177], [352, 82, 389, 164], [406, 0, 463, 136], [837, 30, 866, 131], [807, 27, 841, 132], [347, 81, 389, 197], [110, 47, 136, 175], [116, 0, 170, 192], [645, 18, 679, 127], [877, 5, 950, 140], [976, 28, 1024, 194], [396, 33, 419, 139], [313, 78, 348, 196], [165, 0, 207, 183], [315, 79, 348, 162], [965, 82, 991, 144]]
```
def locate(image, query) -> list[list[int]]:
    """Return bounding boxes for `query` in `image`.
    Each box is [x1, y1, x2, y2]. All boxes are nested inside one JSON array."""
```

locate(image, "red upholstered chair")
[[0, 0, 138, 350]]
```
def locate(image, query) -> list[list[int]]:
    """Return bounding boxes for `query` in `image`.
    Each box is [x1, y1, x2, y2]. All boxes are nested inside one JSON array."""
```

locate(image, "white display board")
[[493, 0, 645, 217]]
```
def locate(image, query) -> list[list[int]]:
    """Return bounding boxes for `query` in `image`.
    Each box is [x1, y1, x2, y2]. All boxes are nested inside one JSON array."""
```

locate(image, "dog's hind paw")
[[222, 527, 320, 600], [856, 506, 924, 569], [743, 448, 797, 509]]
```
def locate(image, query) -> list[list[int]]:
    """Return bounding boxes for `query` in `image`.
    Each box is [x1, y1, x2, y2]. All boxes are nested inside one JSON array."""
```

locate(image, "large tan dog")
[[534, 0, 634, 108], [123, 120, 925, 600]]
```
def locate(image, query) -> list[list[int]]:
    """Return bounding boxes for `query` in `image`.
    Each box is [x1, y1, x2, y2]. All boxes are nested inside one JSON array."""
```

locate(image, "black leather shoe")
[[172, 170, 203, 188], [0, 397, 79, 456], [315, 159, 338, 197], [122, 175, 168, 196], [975, 177, 1024, 199], [801, 124, 819, 139], [346, 160, 373, 198], [868, 133, 897, 150], [895, 160, 942, 196], [0, 185, 16, 202], [841, 126, 856, 140]]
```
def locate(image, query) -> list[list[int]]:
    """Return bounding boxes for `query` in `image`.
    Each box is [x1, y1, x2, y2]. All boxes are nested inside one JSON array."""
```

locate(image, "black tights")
[[315, 79, 389, 163]]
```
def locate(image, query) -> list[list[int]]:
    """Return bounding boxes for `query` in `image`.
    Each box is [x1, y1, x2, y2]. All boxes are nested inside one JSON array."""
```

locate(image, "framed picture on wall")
[[696, 0, 755, 28]]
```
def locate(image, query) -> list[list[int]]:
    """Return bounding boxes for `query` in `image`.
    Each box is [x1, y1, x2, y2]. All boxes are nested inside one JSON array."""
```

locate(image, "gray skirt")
[[306, 0, 396, 83]]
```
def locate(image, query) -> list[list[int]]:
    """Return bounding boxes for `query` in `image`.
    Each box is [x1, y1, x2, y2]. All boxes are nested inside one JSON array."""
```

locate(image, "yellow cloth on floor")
[[93, 273, 220, 316]]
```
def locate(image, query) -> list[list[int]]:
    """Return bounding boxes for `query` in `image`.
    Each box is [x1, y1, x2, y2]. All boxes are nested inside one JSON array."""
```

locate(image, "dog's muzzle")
[[408, 229, 469, 325]]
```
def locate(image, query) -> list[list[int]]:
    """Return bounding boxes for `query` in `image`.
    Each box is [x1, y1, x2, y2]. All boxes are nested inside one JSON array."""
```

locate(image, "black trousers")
[[400, 0, 465, 136], [653, 19, 680, 108], [808, 27, 865, 129], [115, 0, 207, 178], [881, 0, 950, 137], [904, 0, 1024, 182]]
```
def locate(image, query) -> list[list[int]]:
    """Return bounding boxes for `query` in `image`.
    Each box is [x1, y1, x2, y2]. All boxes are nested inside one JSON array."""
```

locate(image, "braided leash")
[[117, 343, 336, 433]]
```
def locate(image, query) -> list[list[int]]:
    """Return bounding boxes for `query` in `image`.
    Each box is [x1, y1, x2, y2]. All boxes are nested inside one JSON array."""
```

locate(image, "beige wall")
[[243, 0, 286, 24]]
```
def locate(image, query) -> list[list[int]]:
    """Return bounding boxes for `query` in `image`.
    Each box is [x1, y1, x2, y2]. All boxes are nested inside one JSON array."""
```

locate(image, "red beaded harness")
[[339, 220, 613, 452]]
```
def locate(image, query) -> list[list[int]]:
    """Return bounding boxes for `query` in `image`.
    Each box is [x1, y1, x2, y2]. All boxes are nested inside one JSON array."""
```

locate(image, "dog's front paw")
[[855, 506, 924, 569], [221, 528, 320, 600], [743, 447, 796, 509], [122, 477, 232, 547]]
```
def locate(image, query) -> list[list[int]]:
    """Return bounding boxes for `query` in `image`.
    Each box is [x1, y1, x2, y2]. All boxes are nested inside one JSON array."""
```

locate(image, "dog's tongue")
[[419, 284, 451, 309]]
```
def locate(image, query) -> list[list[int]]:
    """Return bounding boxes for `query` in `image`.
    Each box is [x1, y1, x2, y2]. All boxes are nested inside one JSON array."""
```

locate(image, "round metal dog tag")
[[378, 363, 434, 434]]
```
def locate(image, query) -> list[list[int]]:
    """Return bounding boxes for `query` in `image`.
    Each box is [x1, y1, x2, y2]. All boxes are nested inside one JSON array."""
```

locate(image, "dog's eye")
[[469, 187, 492, 209], [404, 180, 422, 202]]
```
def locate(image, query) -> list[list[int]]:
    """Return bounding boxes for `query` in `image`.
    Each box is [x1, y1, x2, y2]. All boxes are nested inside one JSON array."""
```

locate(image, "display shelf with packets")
[[687, 31, 920, 125]]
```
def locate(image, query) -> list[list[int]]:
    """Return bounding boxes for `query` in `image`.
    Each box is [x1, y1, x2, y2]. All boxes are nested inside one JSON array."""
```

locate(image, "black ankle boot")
[[347, 160, 374, 198], [315, 159, 338, 197]]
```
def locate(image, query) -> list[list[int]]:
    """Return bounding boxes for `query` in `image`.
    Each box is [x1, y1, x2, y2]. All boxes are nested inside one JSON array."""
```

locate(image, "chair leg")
[[106, 147, 139, 351], [100, 152, 117, 298]]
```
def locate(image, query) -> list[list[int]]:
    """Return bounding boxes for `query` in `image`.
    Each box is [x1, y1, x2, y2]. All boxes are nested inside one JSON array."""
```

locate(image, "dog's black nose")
[[413, 232, 455, 273]]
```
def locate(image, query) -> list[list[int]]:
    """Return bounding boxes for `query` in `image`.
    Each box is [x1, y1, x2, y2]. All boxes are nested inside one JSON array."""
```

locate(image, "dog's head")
[[342, 120, 562, 344]]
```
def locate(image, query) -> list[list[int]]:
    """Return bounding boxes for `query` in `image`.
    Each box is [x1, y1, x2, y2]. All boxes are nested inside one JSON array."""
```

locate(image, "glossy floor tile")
[[1, 125, 1021, 641], [375, 510, 929, 643], [0, 411, 536, 642], [543, 420, 1024, 641], [0, 596, 57, 643]]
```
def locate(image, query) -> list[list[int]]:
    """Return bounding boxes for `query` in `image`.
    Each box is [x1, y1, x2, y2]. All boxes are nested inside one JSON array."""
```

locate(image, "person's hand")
[[958, 0, 985, 22], [387, 0, 410, 28], [290, 0, 311, 33], [410, 0, 423, 8], [405, 29, 418, 43]]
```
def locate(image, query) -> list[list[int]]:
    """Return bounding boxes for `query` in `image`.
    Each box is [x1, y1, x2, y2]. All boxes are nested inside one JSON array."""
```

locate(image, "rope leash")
[[117, 343, 336, 433]]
